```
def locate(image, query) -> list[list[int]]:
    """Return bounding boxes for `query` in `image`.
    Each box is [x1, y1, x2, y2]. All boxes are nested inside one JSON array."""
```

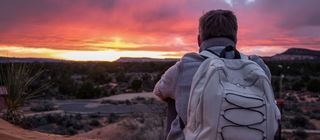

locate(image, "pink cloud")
[[0, 0, 319, 59]]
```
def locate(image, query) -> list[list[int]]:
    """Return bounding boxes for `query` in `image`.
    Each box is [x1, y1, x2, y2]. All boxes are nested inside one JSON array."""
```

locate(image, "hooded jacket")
[[153, 37, 272, 140]]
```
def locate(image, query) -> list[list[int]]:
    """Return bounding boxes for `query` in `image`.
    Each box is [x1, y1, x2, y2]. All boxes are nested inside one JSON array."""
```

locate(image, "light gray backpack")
[[184, 50, 280, 140]]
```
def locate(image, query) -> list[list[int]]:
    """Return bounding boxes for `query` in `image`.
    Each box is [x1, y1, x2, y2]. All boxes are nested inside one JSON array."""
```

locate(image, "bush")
[[307, 79, 320, 92], [76, 82, 101, 99], [289, 115, 315, 129], [293, 128, 308, 139], [291, 81, 305, 91], [134, 96, 146, 101], [30, 102, 55, 112], [66, 126, 77, 135], [89, 119, 101, 126], [290, 116, 308, 128], [89, 113, 100, 118], [130, 79, 142, 92], [108, 113, 119, 123]]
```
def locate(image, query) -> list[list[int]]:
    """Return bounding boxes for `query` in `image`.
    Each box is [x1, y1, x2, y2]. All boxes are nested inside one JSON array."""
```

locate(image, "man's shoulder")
[[181, 52, 204, 62]]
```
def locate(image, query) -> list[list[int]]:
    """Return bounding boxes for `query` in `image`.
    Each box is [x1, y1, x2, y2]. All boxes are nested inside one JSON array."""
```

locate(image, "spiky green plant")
[[0, 63, 50, 113]]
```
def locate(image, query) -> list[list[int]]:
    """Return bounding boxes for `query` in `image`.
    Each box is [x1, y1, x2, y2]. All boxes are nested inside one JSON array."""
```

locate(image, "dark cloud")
[[256, 0, 320, 28]]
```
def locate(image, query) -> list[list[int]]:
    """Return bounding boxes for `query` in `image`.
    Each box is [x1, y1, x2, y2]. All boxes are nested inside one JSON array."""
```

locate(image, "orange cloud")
[[0, 0, 319, 60]]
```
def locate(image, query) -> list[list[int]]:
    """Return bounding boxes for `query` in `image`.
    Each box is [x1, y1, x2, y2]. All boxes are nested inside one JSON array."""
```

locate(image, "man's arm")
[[153, 61, 180, 100]]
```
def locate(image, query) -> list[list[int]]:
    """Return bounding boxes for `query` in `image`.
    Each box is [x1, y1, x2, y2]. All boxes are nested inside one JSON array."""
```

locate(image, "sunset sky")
[[0, 0, 319, 61]]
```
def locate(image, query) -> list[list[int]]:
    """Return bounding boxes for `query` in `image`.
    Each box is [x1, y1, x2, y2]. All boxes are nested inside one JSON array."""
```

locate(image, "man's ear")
[[197, 35, 201, 47]]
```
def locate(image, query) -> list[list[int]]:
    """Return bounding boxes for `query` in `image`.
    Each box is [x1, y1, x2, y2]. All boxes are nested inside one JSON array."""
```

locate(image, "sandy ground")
[[0, 117, 155, 140], [77, 120, 131, 140]]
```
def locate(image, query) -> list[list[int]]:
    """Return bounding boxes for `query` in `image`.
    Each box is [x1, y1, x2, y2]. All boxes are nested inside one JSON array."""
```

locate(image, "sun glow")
[[54, 50, 177, 61], [0, 45, 180, 61], [86, 37, 142, 50]]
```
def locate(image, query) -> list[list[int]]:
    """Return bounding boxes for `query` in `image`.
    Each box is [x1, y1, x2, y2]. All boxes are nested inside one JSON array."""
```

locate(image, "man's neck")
[[199, 37, 236, 52]]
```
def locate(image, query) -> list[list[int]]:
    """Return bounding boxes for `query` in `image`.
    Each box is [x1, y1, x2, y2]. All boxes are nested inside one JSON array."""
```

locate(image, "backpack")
[[184, 47, 279, 140]]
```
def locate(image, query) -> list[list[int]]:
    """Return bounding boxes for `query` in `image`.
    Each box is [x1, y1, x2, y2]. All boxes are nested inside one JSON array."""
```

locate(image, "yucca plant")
[[0, 63, 50, 114]]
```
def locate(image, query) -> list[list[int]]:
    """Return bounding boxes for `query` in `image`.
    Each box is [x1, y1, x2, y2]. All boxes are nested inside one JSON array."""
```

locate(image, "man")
[[153, 9, 274, 140]]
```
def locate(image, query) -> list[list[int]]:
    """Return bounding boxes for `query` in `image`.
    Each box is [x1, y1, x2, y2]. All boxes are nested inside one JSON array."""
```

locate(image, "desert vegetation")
[[0, 61, 319, 140]]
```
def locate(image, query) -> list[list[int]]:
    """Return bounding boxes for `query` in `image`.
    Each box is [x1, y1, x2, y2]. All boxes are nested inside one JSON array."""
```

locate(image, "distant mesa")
[[268, 48, 320, 61], [1, 48, 319, 63], [115, 57, 179, 62]]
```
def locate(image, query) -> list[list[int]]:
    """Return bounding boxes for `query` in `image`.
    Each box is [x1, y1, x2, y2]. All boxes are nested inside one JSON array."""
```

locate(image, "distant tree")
[[76, 82, 101, 99], [301, 75, 310, 82], [88, 69, 112, 84], [293, 128, 308, 139], [290, 115, 308, 128], [141, 74, 154, 91], [292, 81, 305, 91], [307, 79, 320, 93], [116, 72, 129, 83], [131, 79, 142, 92], [57, 74, 77, 96]]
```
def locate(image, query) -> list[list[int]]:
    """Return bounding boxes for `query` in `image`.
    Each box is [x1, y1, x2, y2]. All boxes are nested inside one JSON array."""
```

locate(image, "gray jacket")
[[153, 38, 271, 140]]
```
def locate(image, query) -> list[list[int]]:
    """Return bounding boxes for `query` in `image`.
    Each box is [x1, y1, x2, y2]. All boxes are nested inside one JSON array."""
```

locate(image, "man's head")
[[198, 9, 238, 46]]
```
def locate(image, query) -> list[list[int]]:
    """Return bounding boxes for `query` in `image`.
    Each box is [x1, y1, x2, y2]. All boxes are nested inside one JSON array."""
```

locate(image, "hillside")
[[282, 48, 320, 57], [271, 48, 320, 61]]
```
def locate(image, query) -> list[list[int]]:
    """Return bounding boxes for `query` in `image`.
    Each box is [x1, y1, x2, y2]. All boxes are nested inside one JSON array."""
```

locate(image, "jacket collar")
[[199, 37, 236, 52]]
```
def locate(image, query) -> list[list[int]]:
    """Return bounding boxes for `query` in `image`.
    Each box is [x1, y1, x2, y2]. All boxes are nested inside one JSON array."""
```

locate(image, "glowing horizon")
[[0, 0, 319, 61]]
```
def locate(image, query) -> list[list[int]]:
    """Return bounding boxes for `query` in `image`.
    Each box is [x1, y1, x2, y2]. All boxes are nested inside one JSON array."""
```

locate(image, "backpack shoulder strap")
[[200, 46, 242, 59], [199, 50, 220, 59]]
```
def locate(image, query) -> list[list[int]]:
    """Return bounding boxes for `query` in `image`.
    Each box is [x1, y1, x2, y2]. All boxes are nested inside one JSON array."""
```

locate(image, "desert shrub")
[[2, 112, 24, 127], [89, 113, 100, 118], [101, 100, 124, 105], [89, 119, 101, 126], [291, 81, 305, 91], [6, 113, 89, 135], [76, 82, 101, 99], [134, 96, 146, 101], [307, 79, 320, 92], [54, 126, 77, 135], [62, 118, 78, 128], [309, 113, 320, 120], [125, 99, 131, 105], [67, 126, 77, 135], [30, 102, 55, 112], [141, 74, 155, 91], [75, 113, 82, 120], [293, 128, 308, 139], [130, 78, 142, 92], [108, 113, 119, 123], [38, 117, 48, 126], [309, 109, 320, 120], [115, 72, 129, 83], [119, 119, 139, 130], [289, 115, 315, 129], [73, 121, 84, 130]]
